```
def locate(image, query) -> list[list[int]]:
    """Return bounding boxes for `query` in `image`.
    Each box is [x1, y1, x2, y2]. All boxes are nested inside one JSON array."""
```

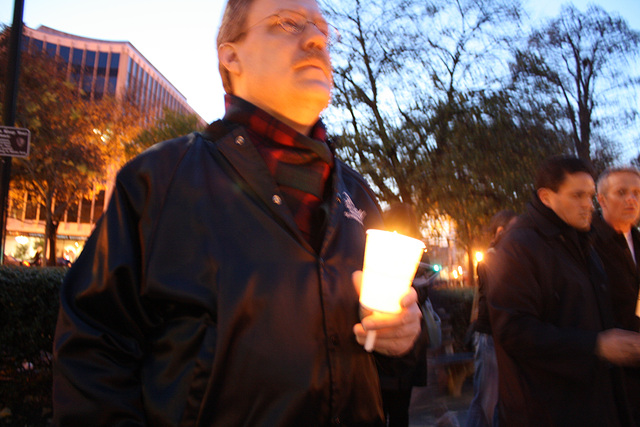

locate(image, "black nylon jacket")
[[53, 121, 386, 426]]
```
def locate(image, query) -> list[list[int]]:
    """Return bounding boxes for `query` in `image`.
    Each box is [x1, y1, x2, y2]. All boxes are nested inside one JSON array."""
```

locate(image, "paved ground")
[[409, 375, 474, 426]]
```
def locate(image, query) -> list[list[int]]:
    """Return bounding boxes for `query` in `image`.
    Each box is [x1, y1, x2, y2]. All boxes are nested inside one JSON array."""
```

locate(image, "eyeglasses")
[[237, 9, 341, 46]]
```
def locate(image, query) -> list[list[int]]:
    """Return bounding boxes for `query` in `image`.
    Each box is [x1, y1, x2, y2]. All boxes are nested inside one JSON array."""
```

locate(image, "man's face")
[[221, 0, 333, 132], [598, 172, 640, 233], [540, 172, 595, 231]]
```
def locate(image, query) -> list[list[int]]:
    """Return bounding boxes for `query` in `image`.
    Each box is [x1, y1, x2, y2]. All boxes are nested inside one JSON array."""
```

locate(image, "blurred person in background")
[[378, 202, 430, 427], [592, 166, 640, 425], [487, 156, 640, 427], [466, 209, 517, 427]]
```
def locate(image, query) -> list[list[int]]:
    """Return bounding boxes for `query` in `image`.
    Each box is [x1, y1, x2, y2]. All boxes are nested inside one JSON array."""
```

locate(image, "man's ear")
[[537, 188, 553, 208], [218, 43, 242, 76]]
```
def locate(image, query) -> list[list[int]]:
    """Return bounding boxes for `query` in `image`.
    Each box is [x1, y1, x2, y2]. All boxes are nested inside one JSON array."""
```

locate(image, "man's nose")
[[302, 23, 328, 50]]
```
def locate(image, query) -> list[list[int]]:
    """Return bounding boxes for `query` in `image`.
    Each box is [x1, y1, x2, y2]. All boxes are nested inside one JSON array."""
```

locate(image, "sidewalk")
[[409, 376, 474, 426]]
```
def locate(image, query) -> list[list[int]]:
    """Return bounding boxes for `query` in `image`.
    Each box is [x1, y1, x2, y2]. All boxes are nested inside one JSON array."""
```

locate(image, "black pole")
[[0, 0, 25, 264]]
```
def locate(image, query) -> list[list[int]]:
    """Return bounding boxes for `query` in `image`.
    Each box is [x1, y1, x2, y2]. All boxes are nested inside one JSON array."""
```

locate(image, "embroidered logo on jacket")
[[343, 191, 366, 226]]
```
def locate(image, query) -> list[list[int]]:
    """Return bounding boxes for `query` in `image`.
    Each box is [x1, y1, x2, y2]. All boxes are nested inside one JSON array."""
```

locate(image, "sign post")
[[0, 0, 26, 264], [0, 126, 30, 158]]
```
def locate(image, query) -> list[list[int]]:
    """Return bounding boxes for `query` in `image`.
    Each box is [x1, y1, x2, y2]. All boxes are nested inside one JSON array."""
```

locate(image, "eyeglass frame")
[[232, 9, 341, 46]]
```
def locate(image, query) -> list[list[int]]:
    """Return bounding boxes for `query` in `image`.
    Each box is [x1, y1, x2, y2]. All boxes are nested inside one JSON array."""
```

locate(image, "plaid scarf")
[[223, 95, 334, 248]]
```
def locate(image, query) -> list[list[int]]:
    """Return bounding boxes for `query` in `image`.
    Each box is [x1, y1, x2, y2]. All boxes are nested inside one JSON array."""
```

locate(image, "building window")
[[95, 51, 108, 98], [21, 36, 30, 51], [83, 50, 96, 97], [66, 199, 79, 223], [59, 45, 70, 63], [108, 53, 120, 95], [46, 42, 57, 57], [71, 48, 83, 86], [32, 38, 43, 53]]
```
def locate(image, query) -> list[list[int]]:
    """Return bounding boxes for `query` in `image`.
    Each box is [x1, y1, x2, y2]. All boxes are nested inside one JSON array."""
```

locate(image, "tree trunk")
[[45, 215, 59, 266], [44, 192, 59, 267], [466, 246, 476, 288]]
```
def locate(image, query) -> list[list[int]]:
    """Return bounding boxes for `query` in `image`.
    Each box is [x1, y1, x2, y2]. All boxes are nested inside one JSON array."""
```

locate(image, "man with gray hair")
[[592, 166, 640, 425], [487, 156, 640, 427], [52, 0, 421, 425]]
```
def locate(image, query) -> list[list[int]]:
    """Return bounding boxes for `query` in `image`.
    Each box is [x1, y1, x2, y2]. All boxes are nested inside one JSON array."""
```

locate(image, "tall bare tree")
[[512, 4, 640, 167]]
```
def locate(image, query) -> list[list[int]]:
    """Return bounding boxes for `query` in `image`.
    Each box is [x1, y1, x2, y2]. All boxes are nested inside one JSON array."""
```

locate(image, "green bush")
[[0, 266, 66, 427]]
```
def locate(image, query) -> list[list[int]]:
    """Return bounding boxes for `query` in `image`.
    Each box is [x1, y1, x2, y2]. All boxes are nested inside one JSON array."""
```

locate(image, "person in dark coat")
[[486, 156, 640, 427], [378, 203, 429, 427], [466, 209, 517, 427], [51, 0, 423, 424], [592, 166, 640, 425]]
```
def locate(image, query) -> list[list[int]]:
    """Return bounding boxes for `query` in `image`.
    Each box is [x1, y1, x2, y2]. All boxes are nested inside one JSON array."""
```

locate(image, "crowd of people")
[[48, 0, 640, 425], [467, 157, 640, 427]]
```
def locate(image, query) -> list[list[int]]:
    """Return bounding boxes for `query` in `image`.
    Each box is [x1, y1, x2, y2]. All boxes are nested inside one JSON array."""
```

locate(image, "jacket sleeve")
[[486, 233, 599, 383], [52, 164, 154, 426]]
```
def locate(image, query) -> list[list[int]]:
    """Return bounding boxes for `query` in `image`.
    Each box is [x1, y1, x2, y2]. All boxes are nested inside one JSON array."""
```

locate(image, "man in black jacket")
[[486, 156, 640, 427], [52, 0, 422, 425], [592, 166, 640, 425]]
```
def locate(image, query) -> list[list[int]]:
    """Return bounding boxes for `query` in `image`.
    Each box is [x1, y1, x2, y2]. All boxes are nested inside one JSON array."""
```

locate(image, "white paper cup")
[[359, 229, 426, 314]]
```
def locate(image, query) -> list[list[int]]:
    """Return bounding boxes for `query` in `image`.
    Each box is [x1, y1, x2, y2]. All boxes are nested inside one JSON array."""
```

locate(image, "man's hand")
[[352, 270, 422, 356], [595, 328, 640, 366]]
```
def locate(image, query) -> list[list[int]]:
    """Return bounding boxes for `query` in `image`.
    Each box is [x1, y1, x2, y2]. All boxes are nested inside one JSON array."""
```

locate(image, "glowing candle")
[[359, 229, 425, 351]]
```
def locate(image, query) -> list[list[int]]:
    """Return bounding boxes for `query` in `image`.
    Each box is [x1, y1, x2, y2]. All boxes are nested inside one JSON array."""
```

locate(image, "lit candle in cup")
[[359, 229, 426, 352]]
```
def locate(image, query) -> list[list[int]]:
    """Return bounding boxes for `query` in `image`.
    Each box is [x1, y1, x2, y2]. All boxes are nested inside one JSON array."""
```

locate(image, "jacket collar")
[[527, 192, 591, 265], [592, 212, 640, 273], [591, 212, 620, 244], [200, 120, 349, 256], [527, 192, 575, 238]]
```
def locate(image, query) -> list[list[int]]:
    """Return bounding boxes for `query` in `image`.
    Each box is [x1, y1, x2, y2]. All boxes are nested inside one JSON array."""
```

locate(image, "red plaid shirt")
[[223, 95, 334, 248]]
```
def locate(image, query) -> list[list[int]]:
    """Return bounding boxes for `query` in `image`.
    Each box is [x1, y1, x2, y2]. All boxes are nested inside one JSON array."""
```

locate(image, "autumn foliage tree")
[[0, 26, 144, 265], [131, 107, 205, 154]]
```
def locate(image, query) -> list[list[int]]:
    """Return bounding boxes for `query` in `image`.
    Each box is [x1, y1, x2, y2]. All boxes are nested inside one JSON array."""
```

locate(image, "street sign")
[[0, 125, 30, 158]]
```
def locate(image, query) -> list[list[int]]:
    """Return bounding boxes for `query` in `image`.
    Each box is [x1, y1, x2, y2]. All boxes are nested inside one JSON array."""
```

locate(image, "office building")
[[4, 25, 204, 264]]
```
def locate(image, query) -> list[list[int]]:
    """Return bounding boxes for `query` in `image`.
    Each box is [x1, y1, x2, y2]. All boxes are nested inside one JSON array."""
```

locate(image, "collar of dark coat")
[[527, 192, 591, 262], [200, 119, 237, 142], [592, 210, 640, 245], [527, 192, 580, 237], [197, 119, 354, 255], [591, 212, 640, 273], [591, 212, 623, 245]]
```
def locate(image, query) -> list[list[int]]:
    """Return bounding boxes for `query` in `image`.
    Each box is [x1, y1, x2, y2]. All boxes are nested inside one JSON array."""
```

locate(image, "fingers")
[[596, 328, 640, 366], [401, 287, 418, 308], [351, 276, 421, 356], [353, 318, 420, 356], [354, 299, 422, 356]]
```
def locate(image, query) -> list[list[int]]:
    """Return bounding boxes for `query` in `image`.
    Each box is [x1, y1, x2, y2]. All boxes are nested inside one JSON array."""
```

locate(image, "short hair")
[[216, 0, 257, 94], [488, 209, 517, 236], [534, 156, 593, 192], [596, 166, 640, 195]]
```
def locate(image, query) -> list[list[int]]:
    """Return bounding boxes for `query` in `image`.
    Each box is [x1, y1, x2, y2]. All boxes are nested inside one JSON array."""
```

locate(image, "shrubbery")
[[0, 266, 66, 427], [0, 266, 474, 426]]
